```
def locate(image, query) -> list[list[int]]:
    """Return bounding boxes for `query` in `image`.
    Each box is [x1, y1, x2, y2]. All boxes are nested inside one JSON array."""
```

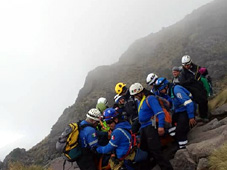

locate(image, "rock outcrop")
[[211, 103, 227, 117], [172, 115, 227, 170]]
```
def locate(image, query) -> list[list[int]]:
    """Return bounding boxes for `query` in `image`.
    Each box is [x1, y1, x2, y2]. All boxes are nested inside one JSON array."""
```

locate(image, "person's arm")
[[147, 96, 165, 135], [175, 87, 194, 118], [96, 130, 121, 154], [86, 127, 99, 148]]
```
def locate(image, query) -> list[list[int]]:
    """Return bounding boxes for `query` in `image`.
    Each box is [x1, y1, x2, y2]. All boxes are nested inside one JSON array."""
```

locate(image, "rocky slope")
[[2, 0, 227, 169], [44, 101, 227, 170]]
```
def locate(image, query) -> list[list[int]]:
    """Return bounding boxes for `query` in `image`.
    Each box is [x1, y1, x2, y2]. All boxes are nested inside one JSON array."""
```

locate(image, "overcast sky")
[[0, 0, 213, 161]]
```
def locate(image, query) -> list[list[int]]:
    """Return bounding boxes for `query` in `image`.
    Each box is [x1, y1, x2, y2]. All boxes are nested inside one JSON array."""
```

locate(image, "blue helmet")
[[103, 108, 119, 121], [155, 77, 169, 91]]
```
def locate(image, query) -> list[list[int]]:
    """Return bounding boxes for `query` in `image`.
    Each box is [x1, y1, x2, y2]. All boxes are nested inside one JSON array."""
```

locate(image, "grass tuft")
[[9, 161, 52, 170], [209, 142, 227, 170]]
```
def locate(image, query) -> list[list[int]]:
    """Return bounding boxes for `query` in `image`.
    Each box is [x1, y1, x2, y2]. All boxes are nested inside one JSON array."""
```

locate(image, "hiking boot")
[[195, 116, 209, 123], [201, 118, 209, 123]]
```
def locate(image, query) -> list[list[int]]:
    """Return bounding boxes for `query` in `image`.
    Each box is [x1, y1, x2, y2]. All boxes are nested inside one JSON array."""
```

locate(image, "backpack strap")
[[63, 159, 66, 170], [170, 85, 176, 99], [121, 128, 137, 147], [195, 65, 201, 81], [63, 159, 73, 170], [115, 128, 133, 161], [137, 95, 146, 113], [145, 96, 161, 129]]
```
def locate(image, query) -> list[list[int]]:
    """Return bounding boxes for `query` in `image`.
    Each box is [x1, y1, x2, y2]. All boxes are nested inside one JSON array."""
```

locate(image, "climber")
[[179, 55, 209, 122], [129, 83, 173, 170], [96, 97, 109, 113], [155, 77, 197, 149], [172, 66, 181, 85], [96, 108, 135, 170], [113, 94, 127, 120], [115, 82, 140, 134], [146, 73, 159, 93], [77, 108, 102, 170], [199, 67, 212, 97]]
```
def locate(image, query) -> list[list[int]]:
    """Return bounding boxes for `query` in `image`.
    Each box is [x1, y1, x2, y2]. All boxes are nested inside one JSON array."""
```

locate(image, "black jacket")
[[179, 63, 201, 85], [124, 90, 138, 122], [179, 63, 207, 103]]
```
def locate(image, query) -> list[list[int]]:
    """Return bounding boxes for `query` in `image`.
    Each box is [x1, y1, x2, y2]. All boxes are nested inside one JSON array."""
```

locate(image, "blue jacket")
[[79, 120, 98, 149], [171, 85, 195, 119], [138, 95, 165, 129], [96, 121, 132, 159]]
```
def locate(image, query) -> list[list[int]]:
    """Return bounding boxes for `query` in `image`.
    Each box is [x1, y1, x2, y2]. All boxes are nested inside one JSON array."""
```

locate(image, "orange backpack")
[[146, 96, 172, 129]]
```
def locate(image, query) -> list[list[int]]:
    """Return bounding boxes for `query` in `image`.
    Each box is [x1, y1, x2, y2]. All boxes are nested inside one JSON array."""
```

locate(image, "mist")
[[0, 0, 213, 161]]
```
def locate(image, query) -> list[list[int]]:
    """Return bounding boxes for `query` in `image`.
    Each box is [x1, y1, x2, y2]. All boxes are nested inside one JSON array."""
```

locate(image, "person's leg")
[[76, 148, 97, 170], [146, 125, 173, 170], [198, 100, 208, 119], [175, 111, 190, 149], [137, 127, 151, 170]]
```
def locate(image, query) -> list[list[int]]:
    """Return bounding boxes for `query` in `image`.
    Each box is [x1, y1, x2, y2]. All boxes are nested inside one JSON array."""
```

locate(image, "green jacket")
[[200, 76, 211, 97]]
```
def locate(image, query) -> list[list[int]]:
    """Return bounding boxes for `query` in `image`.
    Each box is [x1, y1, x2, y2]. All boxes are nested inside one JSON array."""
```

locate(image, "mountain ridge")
[[2, 0, 227, 168]]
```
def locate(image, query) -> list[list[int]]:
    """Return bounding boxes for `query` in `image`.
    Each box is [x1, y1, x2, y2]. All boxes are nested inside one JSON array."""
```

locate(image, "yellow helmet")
[[115, 82, 126, 94]]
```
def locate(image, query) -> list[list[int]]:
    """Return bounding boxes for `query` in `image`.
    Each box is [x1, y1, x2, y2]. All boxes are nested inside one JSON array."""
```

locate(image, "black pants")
[[139, 124, 173, 170], [172, 111, 190, 148], [76, 148, 97, 170], [198, 100, 208, 118]]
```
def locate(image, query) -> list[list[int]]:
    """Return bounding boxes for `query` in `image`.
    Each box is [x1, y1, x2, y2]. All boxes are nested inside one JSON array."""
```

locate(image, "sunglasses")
[[106, 120, 114, 124]]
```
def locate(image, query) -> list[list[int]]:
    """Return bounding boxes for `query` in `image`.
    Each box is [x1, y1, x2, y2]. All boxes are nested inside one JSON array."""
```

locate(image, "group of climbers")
[[57, 55, 212, 170]]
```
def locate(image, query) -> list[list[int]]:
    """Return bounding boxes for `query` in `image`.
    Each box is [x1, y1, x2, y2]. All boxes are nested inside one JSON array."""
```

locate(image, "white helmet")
[[129, 83, 144, 95], [146, 73, 158, 85], [97, 97, 108, 107], [86, 108, 101, 121], [181, 55, 192, 66]]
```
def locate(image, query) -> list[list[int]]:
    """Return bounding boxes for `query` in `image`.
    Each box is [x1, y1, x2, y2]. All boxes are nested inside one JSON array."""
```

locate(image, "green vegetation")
[[209, 142, 227, 170], [9, 161, 52, 170]]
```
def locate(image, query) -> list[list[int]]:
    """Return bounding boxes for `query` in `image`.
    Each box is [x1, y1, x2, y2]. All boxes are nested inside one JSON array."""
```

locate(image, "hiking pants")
[[198, 100, 208, 119], [173, 111, 190, 149], [139, 124, 173, 170], [76, 148, 97, 170]]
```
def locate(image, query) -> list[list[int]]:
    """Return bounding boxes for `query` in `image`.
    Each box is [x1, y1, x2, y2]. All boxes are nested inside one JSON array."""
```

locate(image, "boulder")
[[188, 117, 227, 144], [171, 149, 196, 170], [211, 103, 227, 116], [47, 157, 79, 170], [197, 158, 209, 170], [219, 116, 227, 125], [188, 125, 227, 144], [187, 128, 227, 162]]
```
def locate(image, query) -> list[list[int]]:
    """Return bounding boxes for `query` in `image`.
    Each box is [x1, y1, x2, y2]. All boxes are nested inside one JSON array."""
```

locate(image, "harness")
[[114, 128, 136, 161]]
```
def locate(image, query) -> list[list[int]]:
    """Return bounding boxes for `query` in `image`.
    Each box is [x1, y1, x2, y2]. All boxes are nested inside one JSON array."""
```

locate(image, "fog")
[[0, 0, 213, 161]]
